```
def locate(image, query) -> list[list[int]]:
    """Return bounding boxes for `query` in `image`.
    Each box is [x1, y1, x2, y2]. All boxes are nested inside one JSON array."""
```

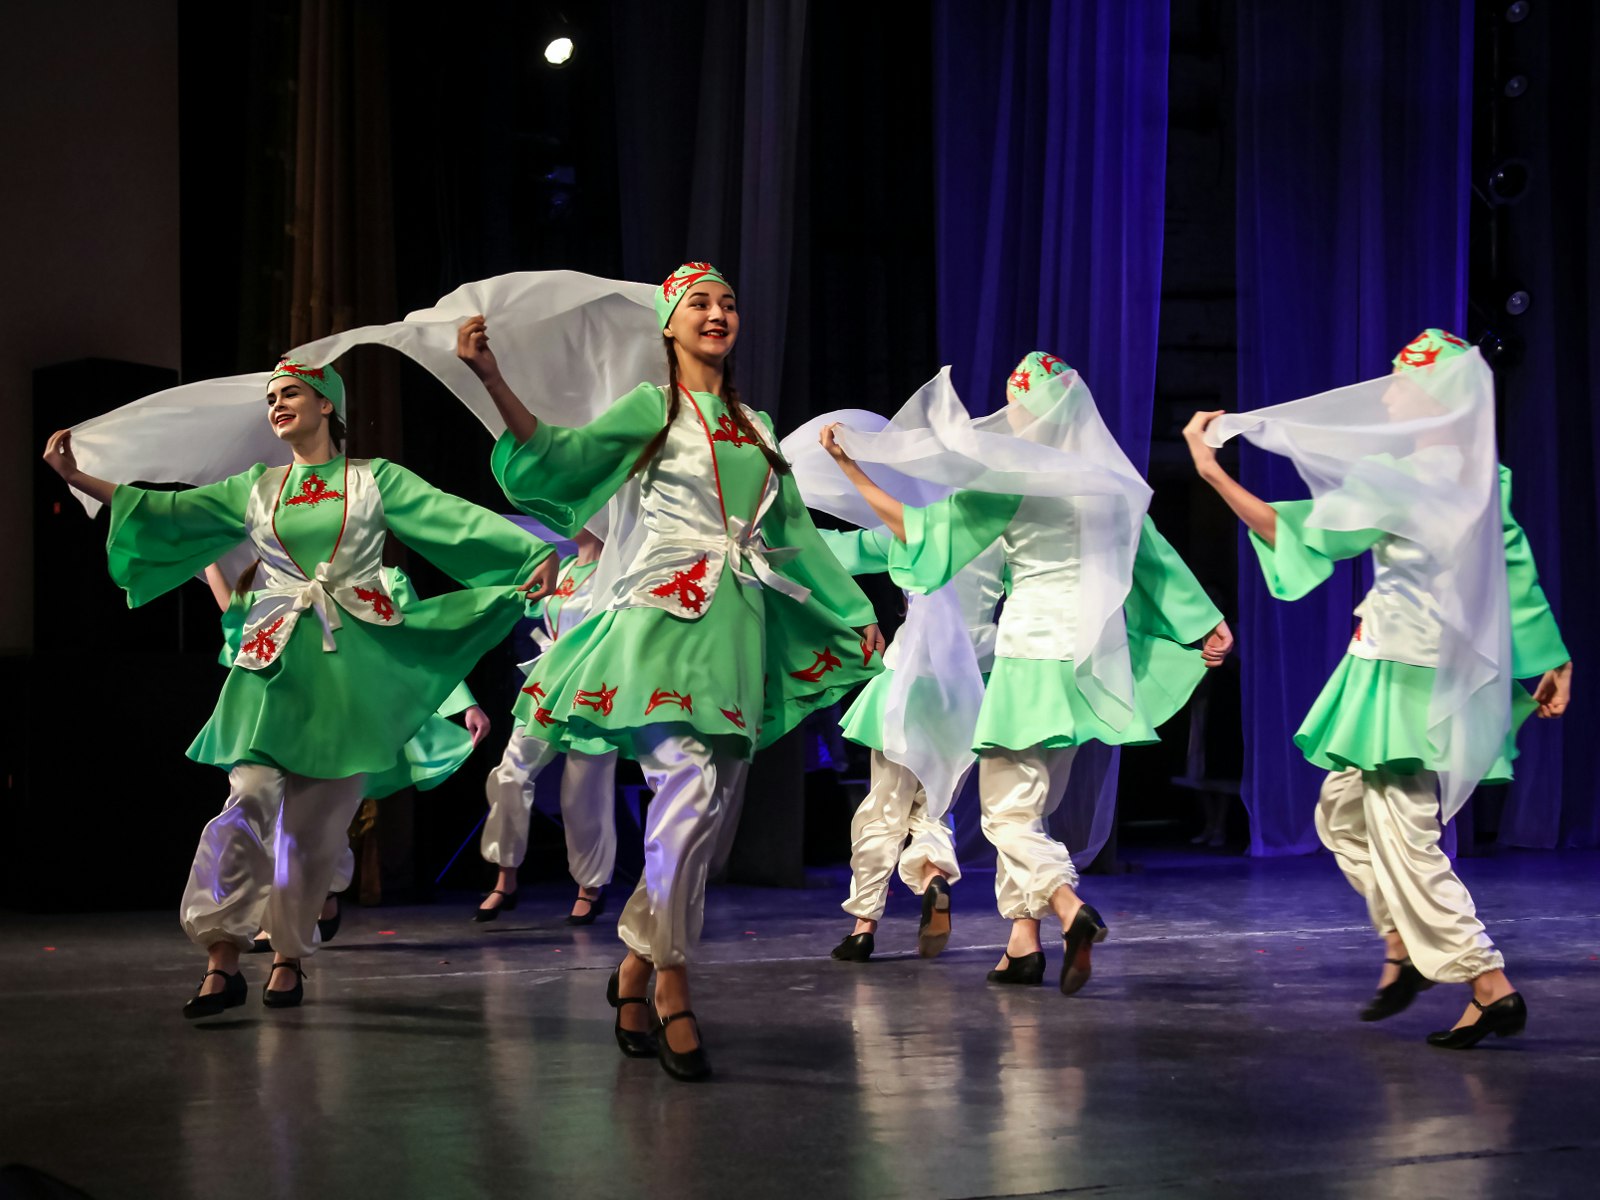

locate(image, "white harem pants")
[[841, 751, 963, 921], [979, 745, 1081, 920], [480, 724, 620, 889]]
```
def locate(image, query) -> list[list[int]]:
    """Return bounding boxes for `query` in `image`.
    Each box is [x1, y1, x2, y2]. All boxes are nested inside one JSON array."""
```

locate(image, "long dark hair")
[[234, 559, 261, 599], [630, 336, 792, 478]]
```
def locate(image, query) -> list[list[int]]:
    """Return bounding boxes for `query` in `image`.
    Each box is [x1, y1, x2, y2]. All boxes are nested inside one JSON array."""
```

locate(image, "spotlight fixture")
[[1504, 1, 1530, 23], [1503, 74, 1528, 98], [1503, 287, 1531, 316], [1485, 159, 1530, 205], [544, 36, 575, 66]]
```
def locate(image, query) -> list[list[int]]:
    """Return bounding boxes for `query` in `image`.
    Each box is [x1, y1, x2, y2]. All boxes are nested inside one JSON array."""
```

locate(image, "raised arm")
[[819, 423, 907, 541], [457, 316, 538, 445], [1182, 410, 1278, 546], [42, 430, 116, 509]]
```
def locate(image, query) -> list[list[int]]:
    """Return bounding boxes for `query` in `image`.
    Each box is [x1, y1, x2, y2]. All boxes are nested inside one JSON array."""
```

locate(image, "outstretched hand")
[[859, 623, 887, 665], [456, 315, 502, 383], [1532, 661, 1573, 719], [1201, 620, 1234, 668], [519, 555, 560, 602], [42, 429, 78, 481], [820, 422, 854, 466], [463, 705, 492, 748], [1182, 410, 1226, 476]]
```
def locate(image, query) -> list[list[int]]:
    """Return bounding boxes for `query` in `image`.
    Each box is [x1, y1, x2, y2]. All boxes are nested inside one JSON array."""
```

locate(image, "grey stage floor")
[[2, 849, 1598, 1200]]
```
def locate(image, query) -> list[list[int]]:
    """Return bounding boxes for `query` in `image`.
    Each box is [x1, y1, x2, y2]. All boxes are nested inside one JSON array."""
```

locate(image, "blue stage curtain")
[[1234, 0, 1474, 854], [932, 0, 1170, 866]]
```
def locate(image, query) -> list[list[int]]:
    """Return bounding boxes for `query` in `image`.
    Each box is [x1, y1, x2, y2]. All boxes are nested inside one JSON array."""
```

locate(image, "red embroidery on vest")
[[534, 707, 556, 727], [241, 617, 287, 663], [574, 684, 617, 716], [553, 575, 578, 598], [521, 681, 547, 702], [709, 412, 761, 447], [790, 647, 844, 683], [721, 706, 746, 729], [284, 473, 345, 507], [1353, 622, 1364, 642], [649, 555, 710, 613], [353, 586, 395, 621], [645, 688, 693, 715]]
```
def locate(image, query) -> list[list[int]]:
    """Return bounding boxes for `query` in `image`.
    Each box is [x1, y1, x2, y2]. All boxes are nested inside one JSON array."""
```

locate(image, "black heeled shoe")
[[566, 889, 606, 927], [317, 894, 342, 944], [473, 889, 519, 923], [1360, 957, 1434, 1022], [918, 877, 953, 959], [183, 968, 248, 1020], [606, 966, 659, 1058], [986, 951, 1045, 985], [830, 932, 875, 962], [263, 960, 306, 1008], [247, 934, 274, 954], [1426, 992, 1527, 1049], [657, 1010, 711, 1082], [1060, 902, 1108, 996]]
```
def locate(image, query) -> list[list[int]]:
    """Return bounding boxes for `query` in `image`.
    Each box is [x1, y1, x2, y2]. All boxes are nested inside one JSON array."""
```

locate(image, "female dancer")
[[43, 358, 556, 1016], [458, 261, 883, 1080], [1184, 329, 1571, 1048], [476, 526, 622, 926], [821, 351, 1232, 994], [816, 525, 1004, 962]]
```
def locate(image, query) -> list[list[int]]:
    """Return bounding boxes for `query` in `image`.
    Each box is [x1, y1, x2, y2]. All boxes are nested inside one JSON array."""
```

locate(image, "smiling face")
[[665, 284, 739, 363], [266, 377, 334, 443]]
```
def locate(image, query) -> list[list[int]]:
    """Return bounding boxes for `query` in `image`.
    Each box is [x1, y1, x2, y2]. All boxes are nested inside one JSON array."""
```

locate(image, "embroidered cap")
[[1006, 350, 1074, 415], [1392, 328, 1471, 372], [269, 358, 346, 417], [656, 261, 734, 331]]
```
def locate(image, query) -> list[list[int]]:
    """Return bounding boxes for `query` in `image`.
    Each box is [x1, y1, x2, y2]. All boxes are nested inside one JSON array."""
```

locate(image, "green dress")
[[890, 492, 1224, 751], [1251, 465, 1568, 781], [492, 383, 881, 760], [108, 456, 550, 779]]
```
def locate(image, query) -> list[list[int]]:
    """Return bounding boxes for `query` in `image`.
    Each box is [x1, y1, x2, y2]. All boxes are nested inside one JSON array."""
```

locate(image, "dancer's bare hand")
[[859, 624, 886, 664], [1532, 661, 1572, 718], [456, 316, 501, 383], [1182, 410, 1226, 476], [463, 705, 491, 747], [820, 422, 854, 466], [42, 429, 79, 481], [1201, 620, 1234, 668], [519, 554, 560, 602]]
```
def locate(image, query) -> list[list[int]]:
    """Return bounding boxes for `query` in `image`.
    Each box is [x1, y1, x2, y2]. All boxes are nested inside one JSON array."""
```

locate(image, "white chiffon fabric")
[[1204, 348, 1505, 820]]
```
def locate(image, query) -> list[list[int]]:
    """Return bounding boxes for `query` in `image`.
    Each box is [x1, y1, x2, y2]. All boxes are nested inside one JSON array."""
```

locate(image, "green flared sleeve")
[[489, 382, 667, 535], [437, 679, 477, 717], [1124, 516, 1224, 644], [1247, 500, 1385, 601], [886, 490, 1022, 594], [381, 563, 478, 713], [759, 418, 877, 628], [106, 467, 267, 608], [1499, 466, 1569, 677], [816, 527, 895, 576], [371, 459, 553, 588]]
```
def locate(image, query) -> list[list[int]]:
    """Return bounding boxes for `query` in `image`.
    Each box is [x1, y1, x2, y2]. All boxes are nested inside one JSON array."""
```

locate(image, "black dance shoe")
[[566, 889, 606, 927], [657, 1010, 712, 1082], [1426, 992, 1527, 1050], [317, 894, 342, 944], [247, 933, 274, 954], [262, 960, 306, 1008], [473, 889, 519, 923], [1360, 957, 1434, 1022], [606, 965, 659, 1058], [986, 951, 1045, 986], [917, 877, 953, 959], [830, 932, 875, 962], [1059, 903, 1108, 996], [183, 968, 248, 1020]]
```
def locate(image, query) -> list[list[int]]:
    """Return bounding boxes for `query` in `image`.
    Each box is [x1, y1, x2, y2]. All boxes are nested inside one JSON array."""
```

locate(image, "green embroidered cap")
[[1392, 328, 1471, 372], [656, 261, 733, 331], [269, 358, 346, 417], [1006, 350, 1073, 415]]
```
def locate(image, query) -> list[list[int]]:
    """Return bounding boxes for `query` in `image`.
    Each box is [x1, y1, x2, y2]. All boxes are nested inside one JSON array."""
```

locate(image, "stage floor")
[[3, 849, 1598, 1200]]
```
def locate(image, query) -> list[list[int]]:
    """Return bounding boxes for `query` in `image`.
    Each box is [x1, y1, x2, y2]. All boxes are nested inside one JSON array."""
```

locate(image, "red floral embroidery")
[[1439, 331, 1468, 348], [553, 575, 578, 598], [1353, 622, 1364, 642], [353, 586, 395, 621], [645, 688, 694, 715], [1396, 343, 1441, 368], [273, 359, 326, 382], [241, 617, 287, 663], [790, 647, 844, 683], [1008, 366, 1031, 393], [662, 263, 717, 301], [721, 706, 746, 729], [1036, 352, 1066, 376], [521, 681, 547, 702], [649, 555, 710, 614], [534, 707, 556, 727], [284, 473, 345, 507], [710, 413, 761, 447], [574, 684, 617, 716]]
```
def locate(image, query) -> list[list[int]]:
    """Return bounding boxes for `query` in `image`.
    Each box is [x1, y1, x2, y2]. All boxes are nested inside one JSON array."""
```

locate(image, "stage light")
[[1503, 287, 1531, 316], [1485, 159, 1530, 205], [544, 36, 574, 66], [1504, 1, 1530, 23], [1503, 74, 1528, 98]]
